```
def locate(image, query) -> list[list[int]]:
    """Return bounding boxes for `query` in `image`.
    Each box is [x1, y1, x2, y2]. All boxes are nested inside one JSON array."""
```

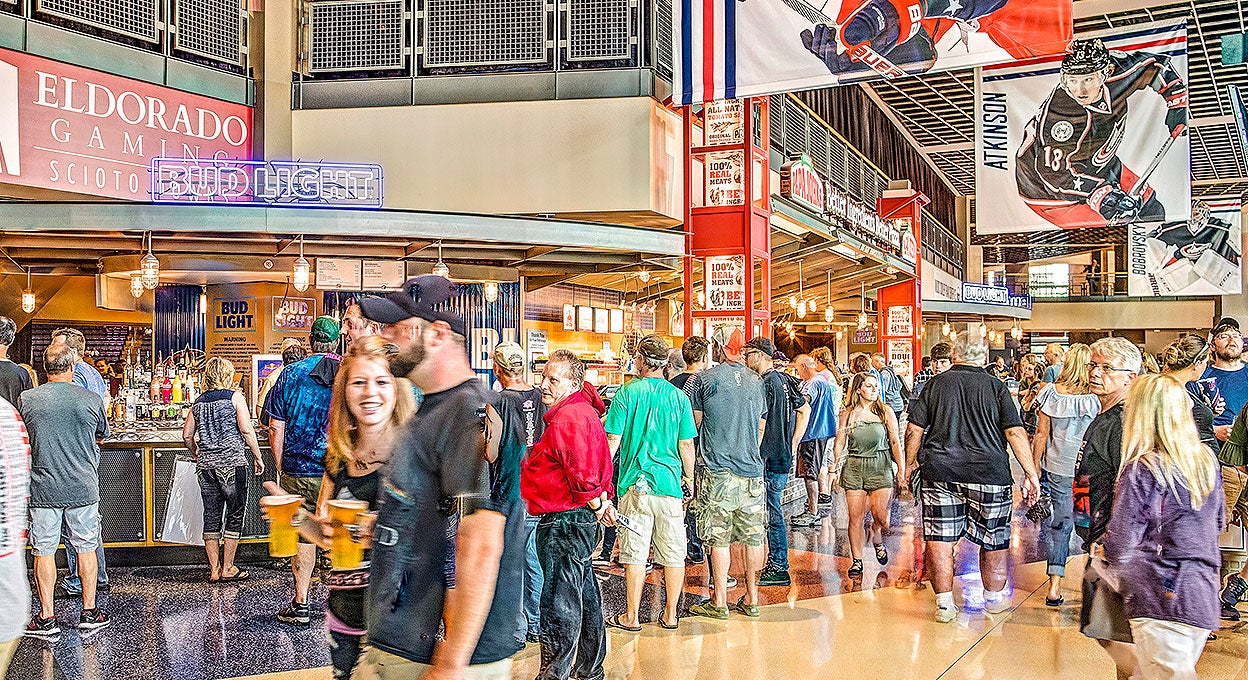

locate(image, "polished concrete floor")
[[8, 493, 1248, 680]]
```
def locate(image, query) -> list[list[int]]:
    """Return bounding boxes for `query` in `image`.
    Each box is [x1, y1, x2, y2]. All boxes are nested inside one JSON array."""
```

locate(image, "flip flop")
[[1045, 596, 1064, 607], [220, 569, 250, 582], [659, 618, 679, 630], [605, 615, 642, 633]]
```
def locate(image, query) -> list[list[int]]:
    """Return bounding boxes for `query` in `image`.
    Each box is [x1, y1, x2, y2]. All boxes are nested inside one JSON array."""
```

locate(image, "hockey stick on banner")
[[778, 0, 910, 79], [1106, 127, 1183, 229]]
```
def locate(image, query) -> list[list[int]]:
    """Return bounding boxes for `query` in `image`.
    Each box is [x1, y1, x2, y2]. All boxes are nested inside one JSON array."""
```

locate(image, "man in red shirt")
[[521, 350, 613, 680]]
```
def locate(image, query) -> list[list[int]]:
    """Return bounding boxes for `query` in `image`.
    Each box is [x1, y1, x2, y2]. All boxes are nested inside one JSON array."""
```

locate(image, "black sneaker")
[[277, 600, 311, 625], [818, 494, 833, 506], [757, 566, 791, 587], [847, 559, 864, 578], [79, 608, 111, 633], [24, 615, 60, 638], [1222, 602, 1242, 621]]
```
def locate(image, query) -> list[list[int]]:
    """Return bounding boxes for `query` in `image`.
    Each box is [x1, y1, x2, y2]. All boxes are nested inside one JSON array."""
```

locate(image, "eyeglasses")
[[1215, 331, 1242, 342], [1086, 362, 1134, 374]]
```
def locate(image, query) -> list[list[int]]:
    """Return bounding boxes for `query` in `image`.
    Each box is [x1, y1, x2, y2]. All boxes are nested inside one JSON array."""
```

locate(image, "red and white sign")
[[901, 231, 918, 263], [0, 47, 252, 200], [704, 255, 746, 311], [780, 154, 824, 213]]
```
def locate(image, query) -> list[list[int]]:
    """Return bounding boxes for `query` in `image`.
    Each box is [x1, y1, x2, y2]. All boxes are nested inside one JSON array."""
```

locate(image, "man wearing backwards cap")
[[1200, 317, 1247, 442], [358, 276, 526, 679], [484, 341, 546, 645], [602, 334, 697, 631], [262, 315, 342, 625], [688, 325, 768, 619]]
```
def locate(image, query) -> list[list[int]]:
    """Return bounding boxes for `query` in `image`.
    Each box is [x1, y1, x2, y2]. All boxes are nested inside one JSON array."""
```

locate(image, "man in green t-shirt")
[[603, 335, 697, 631]]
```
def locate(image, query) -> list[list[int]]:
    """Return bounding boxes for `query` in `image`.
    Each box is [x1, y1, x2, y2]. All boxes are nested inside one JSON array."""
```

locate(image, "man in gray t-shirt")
[[688, 328, 767, 620], [20, 342, 111, 637]]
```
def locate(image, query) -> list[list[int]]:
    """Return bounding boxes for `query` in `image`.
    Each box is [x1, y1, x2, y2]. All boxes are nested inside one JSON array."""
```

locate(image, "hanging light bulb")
[[988, 330, 996, 342], [130, 273, 144, 299], [979, 320, 988, 337], [857, 281, 869, 330], [432, 241, 450, 278], [836, 330, 844, 341], [942, 321, 951, 337], [20, 269, 34, 314], [292, 236, 310, 292], [638, 269, 651, 283], [824, 306, 834, 324], [797, 299, 807, 319], [809, 298, 817, 313], [199, 286, 208, 315], [483, 282, 499, 304], [140, 232, 160, 289], [858, 311, 869, 329], [789, 294, 798, 309]]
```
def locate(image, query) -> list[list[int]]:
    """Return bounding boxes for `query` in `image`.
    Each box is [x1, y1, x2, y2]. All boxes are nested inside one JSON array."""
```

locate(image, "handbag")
[[1079, 555, 1133, 644]]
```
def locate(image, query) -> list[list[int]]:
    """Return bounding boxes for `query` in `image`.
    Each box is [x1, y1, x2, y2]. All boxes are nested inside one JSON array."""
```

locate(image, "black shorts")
[[796, 439, 828, 481]]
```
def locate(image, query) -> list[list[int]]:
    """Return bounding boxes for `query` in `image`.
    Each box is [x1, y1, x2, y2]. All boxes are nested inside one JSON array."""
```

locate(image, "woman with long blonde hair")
[[312, 336, 416, 679], [1102, 374, 1223, 680], [831, 372, 903, 578], [1031, 343, 1099, 606]]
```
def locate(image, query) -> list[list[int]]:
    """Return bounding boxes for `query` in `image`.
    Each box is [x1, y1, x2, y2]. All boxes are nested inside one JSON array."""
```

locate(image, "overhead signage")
[[362, 260, 405, 291], [610, 308, 624, 334], [961, 283, 1011, 306], [272, 297, 316, 333], [213, 297, 256, 332], [316, 258, 362, 290], [780, 154, 824, 213], [825, 184, 902, 255], [852, 328, 876, 345], [901, 231, 918, 264], [151, 157, 383, 208], [672, 0, 1072, 105], [885, 306, 913, 337], [704, 99, 744, 146], [1009, 294, 1033, 310], [0, 46, 252, 201], [563, 304, 576, 331], [577, 305, 594, 332], [705, 255, 746, 311]]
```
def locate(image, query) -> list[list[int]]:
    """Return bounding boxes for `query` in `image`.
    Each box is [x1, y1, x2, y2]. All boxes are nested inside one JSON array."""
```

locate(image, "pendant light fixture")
[[638, 269, 651, 284], [432, 241, 450, 279], [823, 272, 834, 323], [130, 273, 144, 299], [942, 314, 951, 337], [140, 232, 160, 289], [483, 281, 499, 304], [20, 268, 34, 313], [796, 261, 807, 319], [979, 317, 988, 337], [292, 235, 311, 293], [199, 286, 208, 315], [836, 329, 844, 341], [857, 281, 869, 329]]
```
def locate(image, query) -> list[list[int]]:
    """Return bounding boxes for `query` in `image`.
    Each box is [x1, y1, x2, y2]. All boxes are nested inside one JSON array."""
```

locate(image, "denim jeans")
[[520, 513, 543, 638], [1042, 470, 1075, 577], [535, 508, 606, 680], [764, 471, 790, 570], [63, 543, 108, 592]]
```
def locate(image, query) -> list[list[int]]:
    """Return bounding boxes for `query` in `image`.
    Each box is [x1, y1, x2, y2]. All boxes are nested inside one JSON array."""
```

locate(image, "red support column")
[[682, 98, 772, 341], [876, 188, 929, 382]]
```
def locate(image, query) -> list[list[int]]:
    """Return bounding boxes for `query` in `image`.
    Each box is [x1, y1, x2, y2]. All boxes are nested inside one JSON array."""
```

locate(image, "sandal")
[[220, 568, 250, 582], [658, 617, 679, 630], [1045, 596, 1064, 607], [605, 615, 642, 632], [847, 559, 863, 577], [874, 543, 888, 566]]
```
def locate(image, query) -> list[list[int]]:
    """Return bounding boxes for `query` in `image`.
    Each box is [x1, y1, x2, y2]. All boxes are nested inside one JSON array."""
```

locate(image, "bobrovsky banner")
[[1129, 197, 1242, 297], [975, 20, 1190, 234], [673, 0, 1072, 105], [0, 47, 252, 201]]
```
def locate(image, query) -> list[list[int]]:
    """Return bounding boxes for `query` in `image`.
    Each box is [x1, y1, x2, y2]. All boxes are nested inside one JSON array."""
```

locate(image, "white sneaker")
[[935, 604, 958, 623], [984, 596, 1011, 614]]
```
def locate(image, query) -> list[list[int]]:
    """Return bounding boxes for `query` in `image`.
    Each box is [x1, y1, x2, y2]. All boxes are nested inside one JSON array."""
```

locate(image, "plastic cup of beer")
[[327, 499, 370, 569], [260, 495, 303, 558]]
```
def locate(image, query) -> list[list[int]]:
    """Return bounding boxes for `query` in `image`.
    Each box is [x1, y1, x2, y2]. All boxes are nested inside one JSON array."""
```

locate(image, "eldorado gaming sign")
[[0, 46, 252, 200]]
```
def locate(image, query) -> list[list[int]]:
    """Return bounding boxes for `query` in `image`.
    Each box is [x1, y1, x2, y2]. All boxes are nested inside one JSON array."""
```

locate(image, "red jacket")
[[521, 391, 613, 515]]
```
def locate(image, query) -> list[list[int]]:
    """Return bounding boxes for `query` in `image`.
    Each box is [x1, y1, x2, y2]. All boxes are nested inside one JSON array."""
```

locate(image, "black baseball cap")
[[744, 337, 776, 356], [1213, 317, 1240, 336], [359, 275, 465, 335]]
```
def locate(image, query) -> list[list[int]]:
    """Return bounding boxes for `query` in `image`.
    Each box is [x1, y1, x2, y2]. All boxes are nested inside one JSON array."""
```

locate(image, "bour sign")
[[151, 157, 384, 208], [961, 282, 1033, 310]]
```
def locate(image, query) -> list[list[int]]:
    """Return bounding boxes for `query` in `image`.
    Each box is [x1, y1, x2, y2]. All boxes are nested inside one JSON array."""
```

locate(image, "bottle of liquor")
[[171, 373, 183, 404]]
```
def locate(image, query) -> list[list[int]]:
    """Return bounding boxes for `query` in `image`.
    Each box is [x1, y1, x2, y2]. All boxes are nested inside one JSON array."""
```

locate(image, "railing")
[[1002, 273, 1128, 299]]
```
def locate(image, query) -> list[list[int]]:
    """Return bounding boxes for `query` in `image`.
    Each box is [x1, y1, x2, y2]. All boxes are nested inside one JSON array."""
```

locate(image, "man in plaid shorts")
[[904, 336, 1040, 623]]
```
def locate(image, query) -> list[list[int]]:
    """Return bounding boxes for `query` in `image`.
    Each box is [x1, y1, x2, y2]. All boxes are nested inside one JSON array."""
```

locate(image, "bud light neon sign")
[[150, 157, 383, 208]]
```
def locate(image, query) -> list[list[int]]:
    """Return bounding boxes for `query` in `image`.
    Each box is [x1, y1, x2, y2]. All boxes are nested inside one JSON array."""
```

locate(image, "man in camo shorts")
[[687, 327, 767, 620]]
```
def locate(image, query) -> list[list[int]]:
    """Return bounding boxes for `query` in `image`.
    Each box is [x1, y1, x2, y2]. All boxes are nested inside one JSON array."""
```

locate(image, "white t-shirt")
[[0, 398, 30, 642]]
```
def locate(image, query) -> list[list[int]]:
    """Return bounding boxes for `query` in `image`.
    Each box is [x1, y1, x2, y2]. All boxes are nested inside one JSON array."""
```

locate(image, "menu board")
[[316, 258, 362, 290], [362, 260, 405, 291]]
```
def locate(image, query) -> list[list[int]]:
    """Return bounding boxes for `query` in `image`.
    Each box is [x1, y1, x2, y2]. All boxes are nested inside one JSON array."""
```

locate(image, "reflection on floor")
[[8, 495, 1248, 680]]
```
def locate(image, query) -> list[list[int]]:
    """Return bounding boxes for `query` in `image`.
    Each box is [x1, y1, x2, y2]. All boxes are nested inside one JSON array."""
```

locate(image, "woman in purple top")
[[1102, 374, 1224, 680]]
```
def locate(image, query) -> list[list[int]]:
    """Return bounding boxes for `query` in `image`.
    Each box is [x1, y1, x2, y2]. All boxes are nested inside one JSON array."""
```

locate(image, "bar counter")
[[100, 423, 277, 547]]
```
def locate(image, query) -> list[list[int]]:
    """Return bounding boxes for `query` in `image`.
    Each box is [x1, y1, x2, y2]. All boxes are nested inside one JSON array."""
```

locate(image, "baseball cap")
[[772, 350, 791, 363], [310, 316, 341, 344], [1213, 317, 1240, 336], [744, 337, 776, 356], [493, 342, 526, 373], [358, 275, 465, 335], [281, 337, 302, 350], [636, 334, 670, 363], [711, 325, 745, 355]]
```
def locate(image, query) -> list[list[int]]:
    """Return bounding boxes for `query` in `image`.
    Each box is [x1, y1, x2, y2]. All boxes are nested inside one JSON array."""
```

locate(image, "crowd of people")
[[0, 285, 1244, 680]]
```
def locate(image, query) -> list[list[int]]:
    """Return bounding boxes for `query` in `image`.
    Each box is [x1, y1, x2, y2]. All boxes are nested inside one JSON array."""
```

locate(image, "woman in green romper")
[[832, 373, 904, 578]]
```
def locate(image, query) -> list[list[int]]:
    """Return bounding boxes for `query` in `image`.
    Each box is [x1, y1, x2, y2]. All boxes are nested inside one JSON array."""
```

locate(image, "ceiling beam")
[[1072, 0, 1183, 19], [860, 85, 963, 195]]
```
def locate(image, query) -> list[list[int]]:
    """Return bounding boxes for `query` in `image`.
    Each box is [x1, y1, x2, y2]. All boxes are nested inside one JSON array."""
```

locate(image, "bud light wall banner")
[[1128, 197, 1242, 297], [974, 20, 1190, 234], [673, 0, 1072, 105]]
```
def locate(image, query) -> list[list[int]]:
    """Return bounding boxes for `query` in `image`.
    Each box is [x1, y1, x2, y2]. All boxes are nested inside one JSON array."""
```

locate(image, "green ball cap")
[[311, 315, 341, 343]]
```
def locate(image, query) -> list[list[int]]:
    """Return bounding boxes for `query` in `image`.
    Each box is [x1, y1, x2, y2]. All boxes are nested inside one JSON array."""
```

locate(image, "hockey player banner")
[[1129, 197, 1242, 297], [673, 0, 1072, 105], [975, 21, 1190, 234]]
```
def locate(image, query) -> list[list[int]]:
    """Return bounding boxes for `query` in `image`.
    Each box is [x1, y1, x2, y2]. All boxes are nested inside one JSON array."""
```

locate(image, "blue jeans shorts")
[[30, 504, 101, 557]]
